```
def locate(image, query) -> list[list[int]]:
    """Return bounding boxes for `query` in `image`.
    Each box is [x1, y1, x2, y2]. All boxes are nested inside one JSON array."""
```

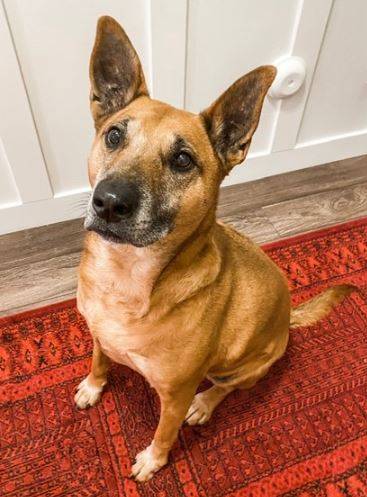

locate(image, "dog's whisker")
[[68, 204, 89, 216], [69, 193, 92, 216]]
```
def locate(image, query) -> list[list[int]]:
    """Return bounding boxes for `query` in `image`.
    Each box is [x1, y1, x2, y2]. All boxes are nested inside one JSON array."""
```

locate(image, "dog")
[[75, 16, 355, 481]]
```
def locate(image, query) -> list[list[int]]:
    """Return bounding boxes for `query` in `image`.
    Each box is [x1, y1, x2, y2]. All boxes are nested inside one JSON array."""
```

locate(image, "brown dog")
[[75, 16, 354, 481]]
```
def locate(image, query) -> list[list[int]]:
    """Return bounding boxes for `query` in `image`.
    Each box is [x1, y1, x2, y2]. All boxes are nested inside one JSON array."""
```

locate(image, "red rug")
[[1, 218, 367, 497]]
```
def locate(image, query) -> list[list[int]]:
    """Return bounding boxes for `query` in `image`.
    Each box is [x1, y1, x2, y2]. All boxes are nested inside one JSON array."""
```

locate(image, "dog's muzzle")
[[84, 178, 174, 246]]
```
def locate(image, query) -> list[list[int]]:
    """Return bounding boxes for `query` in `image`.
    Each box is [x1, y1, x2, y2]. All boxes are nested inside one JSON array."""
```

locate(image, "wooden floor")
[[1, 154, 366, 317]]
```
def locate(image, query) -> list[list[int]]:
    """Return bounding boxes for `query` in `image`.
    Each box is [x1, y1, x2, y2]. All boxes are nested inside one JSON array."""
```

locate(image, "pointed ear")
[[201, 66, 276, 172], [89, 16, 149, 128]]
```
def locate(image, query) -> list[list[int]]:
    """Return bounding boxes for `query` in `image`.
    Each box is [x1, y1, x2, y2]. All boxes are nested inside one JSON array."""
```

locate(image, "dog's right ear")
[[89, 16, 149, 129]]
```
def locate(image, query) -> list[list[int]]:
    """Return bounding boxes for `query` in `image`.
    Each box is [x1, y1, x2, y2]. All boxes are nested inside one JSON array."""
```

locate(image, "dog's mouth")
[[84, 215, 173, 247], [87, 224, 126, 244]]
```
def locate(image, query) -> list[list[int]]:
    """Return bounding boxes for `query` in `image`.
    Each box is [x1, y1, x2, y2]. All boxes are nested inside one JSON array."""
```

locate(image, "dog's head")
[[85, 16, 276, 247]]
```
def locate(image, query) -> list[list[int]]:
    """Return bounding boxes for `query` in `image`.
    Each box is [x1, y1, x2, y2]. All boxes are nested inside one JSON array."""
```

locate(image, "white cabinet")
[[0, 0, 366, 234], [298, 0, 367, 143], [0, 1, 52, 207], [185, 0, 300, 155]]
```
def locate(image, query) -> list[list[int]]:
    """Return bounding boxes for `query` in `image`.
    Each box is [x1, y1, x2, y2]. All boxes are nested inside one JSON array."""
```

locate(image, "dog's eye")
[[105, 126, 123, 148], [171, 152, 193, 172]]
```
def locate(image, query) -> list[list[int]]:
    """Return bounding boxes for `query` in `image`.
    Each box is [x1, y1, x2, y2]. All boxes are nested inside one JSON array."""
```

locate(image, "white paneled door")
[[0, 0, 366, 234]]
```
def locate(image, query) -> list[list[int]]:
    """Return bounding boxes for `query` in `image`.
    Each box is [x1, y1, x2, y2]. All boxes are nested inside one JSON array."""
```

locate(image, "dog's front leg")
[[74, 338, 110, 409], [131, 384, 197, 481]]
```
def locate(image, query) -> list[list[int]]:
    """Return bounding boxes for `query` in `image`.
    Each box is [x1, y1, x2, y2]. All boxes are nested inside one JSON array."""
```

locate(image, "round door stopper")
[[268, 56, 306, 99]]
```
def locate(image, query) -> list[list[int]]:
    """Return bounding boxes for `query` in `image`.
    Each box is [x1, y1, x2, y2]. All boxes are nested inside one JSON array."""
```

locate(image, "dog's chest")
[[97, 320, 150, 374], [78, 243, 164, 378], [80, 292, 153, 371]]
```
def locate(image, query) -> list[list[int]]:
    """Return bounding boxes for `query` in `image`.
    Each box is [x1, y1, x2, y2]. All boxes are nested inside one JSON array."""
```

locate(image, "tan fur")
[[290, 284, 356, 328], [75, 17, 356, 481]]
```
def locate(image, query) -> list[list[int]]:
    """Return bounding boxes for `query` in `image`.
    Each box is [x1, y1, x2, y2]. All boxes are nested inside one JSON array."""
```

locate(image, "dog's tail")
[[290, 284, 356, 329]]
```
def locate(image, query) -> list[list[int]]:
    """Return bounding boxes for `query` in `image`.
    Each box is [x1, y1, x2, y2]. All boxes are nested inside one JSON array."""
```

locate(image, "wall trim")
[[223, 131, 367, 186]]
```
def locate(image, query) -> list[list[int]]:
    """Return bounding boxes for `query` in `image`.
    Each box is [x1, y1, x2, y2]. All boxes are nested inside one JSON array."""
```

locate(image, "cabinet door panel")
[[298, 0, 367, 144], [0, 140, 20, 207], [0, 2, 51, 205], [185, 0, 301, 154]]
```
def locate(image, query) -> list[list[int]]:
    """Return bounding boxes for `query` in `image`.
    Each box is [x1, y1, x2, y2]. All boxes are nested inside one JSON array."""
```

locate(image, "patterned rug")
[[1, 218, 367, 497]]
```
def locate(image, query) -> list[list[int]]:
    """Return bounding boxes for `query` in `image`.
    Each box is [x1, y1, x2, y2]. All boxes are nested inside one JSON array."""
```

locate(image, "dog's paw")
[[131, 443, 167, 482], [74, 376, 104, 409], [185, 393, 213, 425]]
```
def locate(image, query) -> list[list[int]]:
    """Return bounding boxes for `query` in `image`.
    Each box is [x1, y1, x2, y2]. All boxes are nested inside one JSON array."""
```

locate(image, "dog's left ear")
[[201, 66, 276, 172], [89, 16, 149, 128]]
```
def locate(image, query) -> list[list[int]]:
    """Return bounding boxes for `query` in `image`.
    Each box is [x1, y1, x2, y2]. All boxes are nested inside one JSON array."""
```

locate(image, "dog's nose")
[[92, 178, 140, 223]]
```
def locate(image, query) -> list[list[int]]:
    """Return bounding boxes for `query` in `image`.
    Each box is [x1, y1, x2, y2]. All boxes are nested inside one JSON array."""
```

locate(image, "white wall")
[[0, 0, 366, 234]]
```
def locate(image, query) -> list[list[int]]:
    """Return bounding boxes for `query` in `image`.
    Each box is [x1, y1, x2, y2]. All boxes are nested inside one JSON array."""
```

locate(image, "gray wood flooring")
[[1, 154, 366, 317]]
